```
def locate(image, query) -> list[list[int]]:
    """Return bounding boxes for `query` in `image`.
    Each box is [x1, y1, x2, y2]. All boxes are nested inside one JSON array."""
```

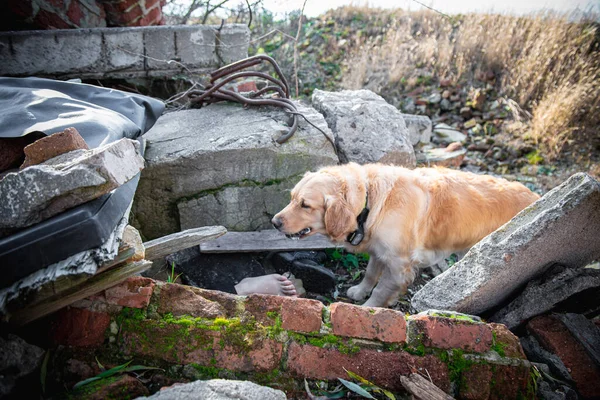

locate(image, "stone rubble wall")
[[49, 277, 534, 399], [0, 24, 249, 79]]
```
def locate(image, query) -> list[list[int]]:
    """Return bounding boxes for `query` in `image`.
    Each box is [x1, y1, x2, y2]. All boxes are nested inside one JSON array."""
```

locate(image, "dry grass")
[[337, 7, 600, 160]]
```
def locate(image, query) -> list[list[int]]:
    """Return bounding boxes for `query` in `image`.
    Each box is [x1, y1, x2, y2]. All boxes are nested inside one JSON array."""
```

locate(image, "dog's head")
[[272, 165, 364, 242]]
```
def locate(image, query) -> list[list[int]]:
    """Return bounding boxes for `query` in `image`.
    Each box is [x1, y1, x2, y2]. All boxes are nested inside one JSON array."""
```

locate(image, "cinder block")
[[103, 28, 145, 71]]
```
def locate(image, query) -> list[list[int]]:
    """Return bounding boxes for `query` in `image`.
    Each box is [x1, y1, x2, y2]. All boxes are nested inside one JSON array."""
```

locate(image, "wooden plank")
[[199, 229, 337, 253], [400, 374, 455, 400], [9, 260, 152, 327], [143, 225, 227, 261], [5, 230, 140, 313]]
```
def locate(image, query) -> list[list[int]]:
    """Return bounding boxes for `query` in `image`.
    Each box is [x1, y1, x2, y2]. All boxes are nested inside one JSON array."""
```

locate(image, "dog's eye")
[[301, 200, 310, 209]]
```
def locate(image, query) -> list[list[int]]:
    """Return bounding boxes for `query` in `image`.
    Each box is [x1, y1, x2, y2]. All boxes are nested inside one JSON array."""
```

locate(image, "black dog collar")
[[346, 192, 369, 246]]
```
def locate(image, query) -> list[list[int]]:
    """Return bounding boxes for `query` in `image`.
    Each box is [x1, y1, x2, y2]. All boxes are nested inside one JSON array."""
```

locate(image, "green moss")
[[439, 349, 474, 385], [265, 312, 284, 339], [289, 332, 359, 354], [429, 311, 479, 324], [190, 363, 223, 379], [405, 342, 426, 356], [491, 332, 508, 357]]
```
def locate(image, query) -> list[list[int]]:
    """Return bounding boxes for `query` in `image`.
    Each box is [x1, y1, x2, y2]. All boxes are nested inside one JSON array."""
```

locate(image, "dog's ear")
[[324, 195, 356, 242]]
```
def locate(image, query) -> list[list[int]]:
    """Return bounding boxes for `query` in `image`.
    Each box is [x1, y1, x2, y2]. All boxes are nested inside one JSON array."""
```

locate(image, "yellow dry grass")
[[336, 7, 600, 160]]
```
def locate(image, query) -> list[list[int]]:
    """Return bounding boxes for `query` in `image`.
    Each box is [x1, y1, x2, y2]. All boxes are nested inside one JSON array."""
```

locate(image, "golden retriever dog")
[[272, 162, 540, 308]]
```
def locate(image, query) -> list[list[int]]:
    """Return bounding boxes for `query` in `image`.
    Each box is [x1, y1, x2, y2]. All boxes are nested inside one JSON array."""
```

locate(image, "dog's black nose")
[[272, 217, 283, 230]]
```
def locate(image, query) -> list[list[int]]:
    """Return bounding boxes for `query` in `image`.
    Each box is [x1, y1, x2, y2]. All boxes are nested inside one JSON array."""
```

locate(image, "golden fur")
[[272, 162, 540, 307]]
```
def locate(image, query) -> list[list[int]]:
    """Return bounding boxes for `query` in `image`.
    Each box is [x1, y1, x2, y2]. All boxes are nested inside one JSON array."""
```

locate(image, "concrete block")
[[412, 173, 600, 315], [103, 28, 145, 71]]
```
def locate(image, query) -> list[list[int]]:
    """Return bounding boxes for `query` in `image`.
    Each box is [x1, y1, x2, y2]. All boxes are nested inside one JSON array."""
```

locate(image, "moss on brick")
[[491, 331, 508, 357]]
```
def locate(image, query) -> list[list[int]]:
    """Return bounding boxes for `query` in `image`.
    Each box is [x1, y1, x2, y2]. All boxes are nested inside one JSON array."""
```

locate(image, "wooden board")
[[143, 225, 227, 260], [4, 227, 142, 314], [400, 374, 455, 400], [199, 229, 338, 253], [9, 260, 152, 326]]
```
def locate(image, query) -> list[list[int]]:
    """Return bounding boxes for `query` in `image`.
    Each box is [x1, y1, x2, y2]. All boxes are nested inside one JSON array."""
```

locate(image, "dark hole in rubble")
[[151, 246, 437, 312]]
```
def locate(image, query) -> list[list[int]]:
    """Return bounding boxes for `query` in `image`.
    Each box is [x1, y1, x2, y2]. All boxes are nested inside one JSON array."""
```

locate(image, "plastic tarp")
[[0, 77, 165, 288], [0, 77, 164, 147]]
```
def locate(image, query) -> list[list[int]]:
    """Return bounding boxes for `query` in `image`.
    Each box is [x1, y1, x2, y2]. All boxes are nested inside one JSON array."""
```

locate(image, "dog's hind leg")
[[362, 261, 415, 308], [347, 256, 385, 301]]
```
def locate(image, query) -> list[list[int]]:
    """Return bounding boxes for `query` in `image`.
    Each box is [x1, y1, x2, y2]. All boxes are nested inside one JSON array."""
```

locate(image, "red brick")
[[212, 340, 283, 372], [488, 363, 530, 400], [330, 302, 406, 343], [528, 315, 600, 398], [77, 374, 149, 399], [287, 342, 450, 392], [21, 127, 88, 168], [489, 323, 526, 359], [460, 361, 530, 400], [104, 276, 155, 309], [104, 4, 143, 26], [193, 288, 241, 317], [66, 0, 84, 25], [33, 9, 71, 29], [408, 315, 493, 353], [244, 294, 287, 326], [281, 298, 323, 333], [156, 282, 226, 318], [460, 363, 492, 400], [50, 307, 110, 347], [234, 81, 259, 93], [121, 320, 282, 372], [133, 5, 162, 26]]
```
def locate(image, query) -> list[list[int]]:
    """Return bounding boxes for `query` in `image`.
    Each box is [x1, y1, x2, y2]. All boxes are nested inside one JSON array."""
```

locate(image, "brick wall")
[[3, 0, 166, 30], [46, 277, 534, 399]]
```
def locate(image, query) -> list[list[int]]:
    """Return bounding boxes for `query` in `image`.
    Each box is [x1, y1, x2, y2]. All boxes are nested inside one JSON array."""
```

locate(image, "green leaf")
[[40, 351, 50, 395], [324, 390, 347, 399], [345, 369, 375, 386], [73, 360, 133, 389], [95, 356, 105, 371], [338, 378, 375, 399], [124, 365, 164, 373], [331, 249, 343, 260]]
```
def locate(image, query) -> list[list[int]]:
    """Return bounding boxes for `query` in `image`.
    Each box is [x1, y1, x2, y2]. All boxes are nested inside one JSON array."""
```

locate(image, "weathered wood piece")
[[9, 260, 151, 326], [199, 229, 337, 253], [4, 226, 143, 314], [400, 374, 455, 400], [143, 226, 227, 261]]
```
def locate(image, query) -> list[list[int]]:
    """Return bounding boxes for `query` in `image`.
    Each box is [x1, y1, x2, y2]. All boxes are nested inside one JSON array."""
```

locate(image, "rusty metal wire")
[[188, 55, 299, 144]]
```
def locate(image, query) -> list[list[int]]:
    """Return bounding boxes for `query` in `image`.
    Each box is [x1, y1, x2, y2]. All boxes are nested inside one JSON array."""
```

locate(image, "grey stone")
[[440, 98, 453, 111], [411, 173, 600, 315], [133, 102, 337, 240], [175, 27, 217, 68], [145, 28, 177, 71], [0, 216, 129, 315], [537, 381, 578, 400], [428, 92, 442, 104], [178, 178, 297, 232], [312, 89, 416, 166], [0, 138, 144, 230], [104, 29, 145, 71], [555, 313, 600, 368], [433, 123, 467, 144], [491, 265, 600, 330], [218, 25, 252, 64], [137, 379, 286, 400], [0, 334, 45, 398], [521, 336, 573, 383], [401, 114, 432, 146]]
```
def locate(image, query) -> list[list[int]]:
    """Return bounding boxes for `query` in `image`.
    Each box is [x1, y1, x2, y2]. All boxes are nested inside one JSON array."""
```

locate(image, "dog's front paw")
[[347, 285, 369, 301]]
